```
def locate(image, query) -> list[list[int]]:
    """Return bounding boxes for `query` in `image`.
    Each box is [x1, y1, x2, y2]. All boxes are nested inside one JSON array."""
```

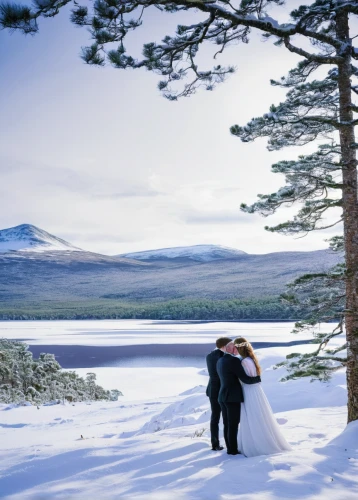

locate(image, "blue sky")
[[0, 2, 342, 255]]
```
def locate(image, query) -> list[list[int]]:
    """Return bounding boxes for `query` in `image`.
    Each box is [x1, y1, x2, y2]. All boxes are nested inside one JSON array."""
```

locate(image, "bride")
[[234, 337, 291, 457]]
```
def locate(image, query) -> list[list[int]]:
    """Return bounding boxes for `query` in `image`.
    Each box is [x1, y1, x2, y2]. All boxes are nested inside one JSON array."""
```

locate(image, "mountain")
[[120, 244, 247, 262], [0, 224, 343, 318], [0, 224, 82, 253]]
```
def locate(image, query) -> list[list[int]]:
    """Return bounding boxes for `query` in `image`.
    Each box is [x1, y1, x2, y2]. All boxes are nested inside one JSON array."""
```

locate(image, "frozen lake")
[[0, 320, 321, 400], [0, 319, 314, 367], [0, 319, 313, 346]]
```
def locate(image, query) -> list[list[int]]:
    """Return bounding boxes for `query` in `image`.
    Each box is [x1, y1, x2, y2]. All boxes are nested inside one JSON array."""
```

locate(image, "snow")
[[0, 321, 356, 499], [208, 6, 297, 34], [0, 224, 81, 253], [73, 366, 209, 401], [1, 319, 320, 346], [120, 244, 247, 262], [0, 366, 355, 499], [71, 344, 347, 408]]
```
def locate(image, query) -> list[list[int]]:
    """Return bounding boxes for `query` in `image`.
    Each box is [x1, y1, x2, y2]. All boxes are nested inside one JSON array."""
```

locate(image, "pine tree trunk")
[[336, 11, 358, 422]]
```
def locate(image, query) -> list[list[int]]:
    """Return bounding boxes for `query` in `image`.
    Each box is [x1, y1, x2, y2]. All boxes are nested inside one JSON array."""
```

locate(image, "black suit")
[[206, 349, 224, 448], [217, 354, 261, 454]]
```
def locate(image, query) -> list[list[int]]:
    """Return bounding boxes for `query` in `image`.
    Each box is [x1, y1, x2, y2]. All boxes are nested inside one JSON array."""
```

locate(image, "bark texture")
[[336, 11, 358, 422]]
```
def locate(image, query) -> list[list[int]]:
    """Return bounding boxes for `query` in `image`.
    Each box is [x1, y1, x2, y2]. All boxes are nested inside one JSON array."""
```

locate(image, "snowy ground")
[[1, 338, 356, 500]]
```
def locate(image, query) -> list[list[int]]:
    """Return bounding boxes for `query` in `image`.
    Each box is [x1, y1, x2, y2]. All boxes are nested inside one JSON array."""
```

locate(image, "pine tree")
[[278, 260, 346, 382], [0, 339, 123, 404], [1, 0, 358, 421]]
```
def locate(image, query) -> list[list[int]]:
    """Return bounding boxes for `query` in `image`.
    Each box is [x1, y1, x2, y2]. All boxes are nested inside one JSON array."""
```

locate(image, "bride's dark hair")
[[234, 337, 262, 376]]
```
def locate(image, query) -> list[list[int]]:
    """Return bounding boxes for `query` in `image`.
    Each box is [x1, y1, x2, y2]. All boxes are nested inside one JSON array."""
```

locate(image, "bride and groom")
[[206, 336, 291, 457]]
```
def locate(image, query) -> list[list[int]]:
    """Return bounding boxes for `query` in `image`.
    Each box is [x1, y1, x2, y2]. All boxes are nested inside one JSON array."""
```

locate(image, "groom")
[[206, 337, 233, 451], [217, 342, 261, 455]]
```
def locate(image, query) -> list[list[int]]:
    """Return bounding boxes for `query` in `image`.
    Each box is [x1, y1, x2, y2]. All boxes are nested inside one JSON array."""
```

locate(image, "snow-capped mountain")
[[0, 224, 342, 312], [0, 224, 82, 253], [120, 244, 247, 262]]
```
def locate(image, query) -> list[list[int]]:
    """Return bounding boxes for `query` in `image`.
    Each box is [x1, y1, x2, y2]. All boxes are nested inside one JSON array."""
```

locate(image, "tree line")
[[0, 297, 303, 321]]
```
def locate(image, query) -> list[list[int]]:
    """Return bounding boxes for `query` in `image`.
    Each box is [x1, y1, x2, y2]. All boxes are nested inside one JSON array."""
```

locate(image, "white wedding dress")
[[238, 357, 291, 457]]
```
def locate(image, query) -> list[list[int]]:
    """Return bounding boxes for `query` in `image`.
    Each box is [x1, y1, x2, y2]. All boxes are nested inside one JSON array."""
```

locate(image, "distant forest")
[[0, 297, 304, 321]]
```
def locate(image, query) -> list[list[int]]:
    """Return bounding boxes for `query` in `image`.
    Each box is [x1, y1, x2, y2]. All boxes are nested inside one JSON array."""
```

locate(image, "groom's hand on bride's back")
[[248, 374, 261, 384], [232, 357, 261, 384]]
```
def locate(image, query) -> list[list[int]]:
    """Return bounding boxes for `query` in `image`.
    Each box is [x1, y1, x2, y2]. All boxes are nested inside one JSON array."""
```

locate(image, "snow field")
[[0, 343, 356, 499]]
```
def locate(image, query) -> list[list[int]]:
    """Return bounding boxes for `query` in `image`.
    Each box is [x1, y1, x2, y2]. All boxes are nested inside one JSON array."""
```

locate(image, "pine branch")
[[283, 37, 343, 64], [327, 235, 345, 252], [276, 262, 346, 383], [264, 217, 343, 235], [0, 0, 72, 33], [1, 0, 355, 98]]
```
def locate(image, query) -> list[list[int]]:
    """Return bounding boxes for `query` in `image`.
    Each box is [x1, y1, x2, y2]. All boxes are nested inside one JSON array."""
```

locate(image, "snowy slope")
[[1, 401, 356, 500], [0, 224, 82, 253], [120, 244, 247, 262], [0, 343, 355, 499]]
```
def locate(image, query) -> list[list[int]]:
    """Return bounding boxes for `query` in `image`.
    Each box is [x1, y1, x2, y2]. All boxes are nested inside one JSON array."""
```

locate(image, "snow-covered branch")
[[1, 0, 357, 98]]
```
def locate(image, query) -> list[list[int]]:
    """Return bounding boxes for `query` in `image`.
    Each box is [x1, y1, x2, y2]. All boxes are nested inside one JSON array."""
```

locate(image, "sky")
[[0, 1, 343, 256]]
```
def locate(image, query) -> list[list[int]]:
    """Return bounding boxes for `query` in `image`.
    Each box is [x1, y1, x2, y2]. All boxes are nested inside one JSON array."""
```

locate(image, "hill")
[[120, 244, 247, 262], [0, 224, 342, 319]]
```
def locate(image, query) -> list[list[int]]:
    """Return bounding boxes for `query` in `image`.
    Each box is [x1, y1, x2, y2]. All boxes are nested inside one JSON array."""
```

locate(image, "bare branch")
[[283, 37, 343, 64]]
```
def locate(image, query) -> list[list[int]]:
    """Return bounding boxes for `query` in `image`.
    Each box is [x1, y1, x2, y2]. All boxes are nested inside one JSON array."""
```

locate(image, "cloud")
[[0, 157, 94, 193], [0, 155, 164, 200], [93, 189, 163, 199], [184, 210, 251, 225], [212, 186, 243, 195], [62, 232, 133, 244]]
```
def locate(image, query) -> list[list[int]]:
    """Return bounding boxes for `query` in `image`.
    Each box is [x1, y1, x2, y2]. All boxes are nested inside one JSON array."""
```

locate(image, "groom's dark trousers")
[[206, 349, 225, 449], [217, 354, 261, 454], [220, 402, 241, 454]]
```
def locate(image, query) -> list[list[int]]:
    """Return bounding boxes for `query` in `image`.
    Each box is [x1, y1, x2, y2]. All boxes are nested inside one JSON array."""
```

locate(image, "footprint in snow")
[[274, 463, 291, 471], [52, 418, 74, 424], [276, 418, 288, 425]]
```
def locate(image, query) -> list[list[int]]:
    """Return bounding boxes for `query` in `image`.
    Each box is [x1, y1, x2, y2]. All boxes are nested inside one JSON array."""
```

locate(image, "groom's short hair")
[[216, 337, 232, 349]]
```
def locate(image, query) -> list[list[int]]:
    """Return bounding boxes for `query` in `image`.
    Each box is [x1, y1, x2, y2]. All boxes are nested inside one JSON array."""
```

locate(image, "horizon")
[[0, 221, 332, 256]]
